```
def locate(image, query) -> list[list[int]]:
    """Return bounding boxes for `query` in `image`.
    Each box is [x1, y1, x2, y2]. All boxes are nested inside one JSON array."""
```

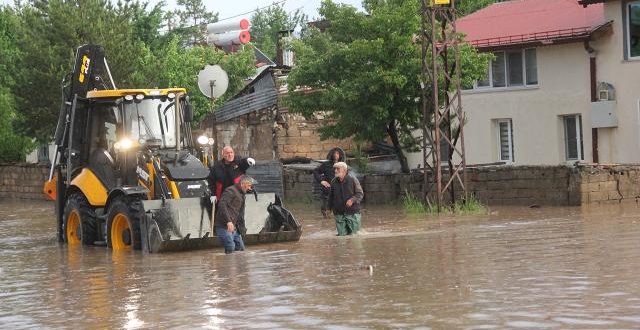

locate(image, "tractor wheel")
[[62, 193, 98, 245], [106, 196, 143, 251]]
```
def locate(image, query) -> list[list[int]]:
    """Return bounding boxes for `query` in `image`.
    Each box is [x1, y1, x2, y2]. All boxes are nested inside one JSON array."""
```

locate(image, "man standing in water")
[[215, 175, 255, 254], [209, 146, 255, 201], [328, 162, 364, 236], [313, 147, 346, 218]]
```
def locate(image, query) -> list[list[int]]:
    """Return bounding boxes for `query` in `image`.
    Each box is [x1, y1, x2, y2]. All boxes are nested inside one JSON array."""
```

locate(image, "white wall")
[[408, 43, 593, 167], [592, 1, 640, 163], [25, 143, 56, 164]]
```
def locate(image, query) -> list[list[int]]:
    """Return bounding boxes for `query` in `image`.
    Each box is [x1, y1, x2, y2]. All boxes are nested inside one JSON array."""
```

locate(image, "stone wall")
[[5, 163, 640, 205], [283, 165, 640, 206], [274, 112, 354, 160], [575, 165, 640, 203], [205, 107, 278, 160], [205, 108, 354, 161], [0, 164, 49, 200]]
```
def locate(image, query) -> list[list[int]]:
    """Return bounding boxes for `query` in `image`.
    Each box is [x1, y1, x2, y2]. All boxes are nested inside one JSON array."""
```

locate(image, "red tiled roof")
[[457, 0, 608, 49]]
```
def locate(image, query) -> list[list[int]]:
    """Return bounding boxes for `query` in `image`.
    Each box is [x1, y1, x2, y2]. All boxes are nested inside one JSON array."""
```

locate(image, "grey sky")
[[0, 0, 364, 22]]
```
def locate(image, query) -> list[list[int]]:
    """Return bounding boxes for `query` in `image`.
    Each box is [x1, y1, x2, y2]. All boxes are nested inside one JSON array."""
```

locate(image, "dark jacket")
[[328, 174, 364, 215], [215, 184, 246, 229], [313, 147, 346, 187], [209, 156, 251, 200]]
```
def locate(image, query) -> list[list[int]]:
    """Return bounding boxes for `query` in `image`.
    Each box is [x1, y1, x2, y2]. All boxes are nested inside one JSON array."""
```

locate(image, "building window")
[[629, 1, 640, 58], [563, 115, 584, 161], [473, 48, 538, 89], [496, 119, 514, 162]]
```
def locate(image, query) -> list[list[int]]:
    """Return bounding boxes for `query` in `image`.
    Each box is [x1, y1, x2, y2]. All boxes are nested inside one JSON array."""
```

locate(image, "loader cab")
[[75, 89, 199, 191]]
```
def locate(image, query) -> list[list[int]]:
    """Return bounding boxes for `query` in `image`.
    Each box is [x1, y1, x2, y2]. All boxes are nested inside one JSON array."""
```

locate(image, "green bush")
[[402, 190, 487, 215]]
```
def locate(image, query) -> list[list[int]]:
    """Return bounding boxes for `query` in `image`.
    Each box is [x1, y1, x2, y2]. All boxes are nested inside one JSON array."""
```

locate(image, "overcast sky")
[[0, 0, 364, 22]]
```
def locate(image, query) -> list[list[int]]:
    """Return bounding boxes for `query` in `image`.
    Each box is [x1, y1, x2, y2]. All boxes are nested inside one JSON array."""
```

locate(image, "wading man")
[[215, 175, 254, 254], [328, 162, 364, 236]]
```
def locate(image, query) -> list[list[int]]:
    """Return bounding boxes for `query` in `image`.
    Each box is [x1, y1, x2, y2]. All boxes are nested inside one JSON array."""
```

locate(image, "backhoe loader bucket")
[[140, 194, 301, 253]]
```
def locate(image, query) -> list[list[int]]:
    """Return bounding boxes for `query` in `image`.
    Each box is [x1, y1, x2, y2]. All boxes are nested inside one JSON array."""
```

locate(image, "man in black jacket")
[[209, 146, 255, 201], [215, 175, 254, 254], [313, 147, 345, 218], [328, 162, 364, 236]]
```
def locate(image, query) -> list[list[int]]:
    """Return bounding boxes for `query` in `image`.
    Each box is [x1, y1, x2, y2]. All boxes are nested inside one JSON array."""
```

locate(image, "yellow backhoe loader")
[[43, 45, 301, 253]]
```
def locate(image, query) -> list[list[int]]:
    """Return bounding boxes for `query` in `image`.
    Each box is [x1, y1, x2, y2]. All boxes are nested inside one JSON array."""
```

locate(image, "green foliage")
[[0, 7, 35, 162], [452, 194, 487, 215], [402, 190, 487, 215], [403, 192, 435, 214], [287, 0, 490, 173], [13, 0, 159, 141], [250, 4, 307, 60], [348, 144, 370, 174], [171, 0, 218, 46], [3, 0, 254, 146], [456, 0, 495, 16], [152, 38, 255, 123]]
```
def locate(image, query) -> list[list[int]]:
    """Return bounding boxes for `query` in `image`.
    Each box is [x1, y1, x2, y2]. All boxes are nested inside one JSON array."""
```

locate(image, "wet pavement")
[[1, 198, 640, 329]]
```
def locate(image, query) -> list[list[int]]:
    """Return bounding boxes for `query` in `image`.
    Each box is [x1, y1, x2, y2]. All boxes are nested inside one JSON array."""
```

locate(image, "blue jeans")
[[215, 227, 245, 254]]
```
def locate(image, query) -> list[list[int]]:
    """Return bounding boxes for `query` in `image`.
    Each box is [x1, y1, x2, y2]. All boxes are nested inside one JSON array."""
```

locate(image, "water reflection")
[[1, 199, 640, 328]]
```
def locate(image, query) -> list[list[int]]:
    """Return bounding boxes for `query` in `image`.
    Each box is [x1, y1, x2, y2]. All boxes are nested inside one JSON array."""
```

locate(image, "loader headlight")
[[114, 138, 133, 151], [197, 135, 209, 145]]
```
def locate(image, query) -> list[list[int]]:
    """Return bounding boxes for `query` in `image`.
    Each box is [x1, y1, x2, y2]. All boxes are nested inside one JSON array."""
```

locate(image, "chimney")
[[276, 29, 295, 67]]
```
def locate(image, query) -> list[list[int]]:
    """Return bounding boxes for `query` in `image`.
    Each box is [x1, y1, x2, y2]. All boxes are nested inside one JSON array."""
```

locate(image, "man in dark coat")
[[313, 147, 346, 217], [328, 162, 364, 236], [215, 175, 254, 254], [209, 146, 255, 201]]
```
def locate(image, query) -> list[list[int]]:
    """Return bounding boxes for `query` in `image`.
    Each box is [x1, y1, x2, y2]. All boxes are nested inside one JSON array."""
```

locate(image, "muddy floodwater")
[[2, 199, 640, 329]]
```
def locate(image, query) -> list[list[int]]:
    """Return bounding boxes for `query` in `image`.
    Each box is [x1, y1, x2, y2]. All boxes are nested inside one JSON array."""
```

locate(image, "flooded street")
[[1, 199, 640, 329]]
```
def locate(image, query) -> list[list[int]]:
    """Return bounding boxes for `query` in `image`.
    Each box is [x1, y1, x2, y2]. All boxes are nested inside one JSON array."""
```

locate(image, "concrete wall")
[[592, 1, 640, 163], [0, 164, 49, 200], [451, 43, 593, 166]]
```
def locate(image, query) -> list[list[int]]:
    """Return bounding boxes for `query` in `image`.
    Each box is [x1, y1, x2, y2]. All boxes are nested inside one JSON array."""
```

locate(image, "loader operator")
[[215, 175, 255, 254], [208, 146, 255, 202]]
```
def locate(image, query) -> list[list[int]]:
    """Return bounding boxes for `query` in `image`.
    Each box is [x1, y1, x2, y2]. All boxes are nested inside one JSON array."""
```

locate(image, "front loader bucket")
[[140, 198, 218, 253], [140, 194, 302, 253]]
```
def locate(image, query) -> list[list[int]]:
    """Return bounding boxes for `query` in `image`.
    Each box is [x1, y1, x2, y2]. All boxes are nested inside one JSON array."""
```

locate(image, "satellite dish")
[[197, 65, 229, 99]]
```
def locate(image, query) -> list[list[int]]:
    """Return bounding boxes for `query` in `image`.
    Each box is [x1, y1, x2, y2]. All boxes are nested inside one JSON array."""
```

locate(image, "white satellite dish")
[[197, 65, 229, 99]]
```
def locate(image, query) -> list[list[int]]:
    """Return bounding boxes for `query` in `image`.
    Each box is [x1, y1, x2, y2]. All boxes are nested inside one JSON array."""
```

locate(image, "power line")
[[216, 0, 288, 23]]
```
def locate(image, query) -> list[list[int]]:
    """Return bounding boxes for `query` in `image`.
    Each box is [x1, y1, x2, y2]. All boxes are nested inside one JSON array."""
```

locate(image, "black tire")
[[106, 196, 144, 251], [62, 193, 98, 245]]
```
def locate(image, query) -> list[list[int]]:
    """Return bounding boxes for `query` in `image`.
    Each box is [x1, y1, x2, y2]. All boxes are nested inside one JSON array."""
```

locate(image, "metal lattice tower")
[[420, 0, 467, 209]]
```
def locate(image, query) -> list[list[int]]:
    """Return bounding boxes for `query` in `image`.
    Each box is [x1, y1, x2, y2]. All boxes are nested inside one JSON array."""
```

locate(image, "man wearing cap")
[[328, 162, 364, 236], [215, 175, 255, 254]]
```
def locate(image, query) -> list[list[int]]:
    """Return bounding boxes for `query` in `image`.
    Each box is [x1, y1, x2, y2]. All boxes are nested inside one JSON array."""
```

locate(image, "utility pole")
[[420, 0, 467, 210]]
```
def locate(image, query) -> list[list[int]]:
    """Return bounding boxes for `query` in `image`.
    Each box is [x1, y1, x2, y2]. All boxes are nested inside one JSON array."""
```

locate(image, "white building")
[[451, 0, 639, 166]]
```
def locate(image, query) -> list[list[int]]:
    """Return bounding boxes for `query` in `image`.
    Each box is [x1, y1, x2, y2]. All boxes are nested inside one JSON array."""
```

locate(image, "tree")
[[0, 7, 35, 162], [250, 4, 307, 61], [153, 38, 256, 124], [13, 0, 159, 141], [287, 0, 490, 173], [456, 0, 495, 16], [172, 0, 218, 46], [5, 0, 256, 144]]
